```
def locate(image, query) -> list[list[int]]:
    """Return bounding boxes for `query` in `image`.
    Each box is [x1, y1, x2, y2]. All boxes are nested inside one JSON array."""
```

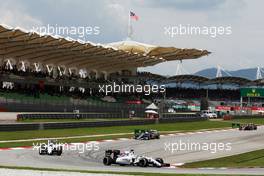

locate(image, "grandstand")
[[0, 24, 210, 114]]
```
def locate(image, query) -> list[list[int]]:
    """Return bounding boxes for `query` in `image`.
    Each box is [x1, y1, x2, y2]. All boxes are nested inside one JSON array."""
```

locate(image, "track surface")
[[1, 127, 264, 175]]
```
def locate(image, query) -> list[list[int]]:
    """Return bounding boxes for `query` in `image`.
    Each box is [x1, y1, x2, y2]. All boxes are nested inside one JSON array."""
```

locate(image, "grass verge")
[[0, 121, 229, 141], [230, 118, 264, 125], [183, 149, 264, 168], [0, 134, 132, 148]]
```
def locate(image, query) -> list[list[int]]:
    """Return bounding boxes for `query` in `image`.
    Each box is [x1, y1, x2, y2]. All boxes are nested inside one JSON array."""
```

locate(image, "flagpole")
[[128, 11, 131, 39]]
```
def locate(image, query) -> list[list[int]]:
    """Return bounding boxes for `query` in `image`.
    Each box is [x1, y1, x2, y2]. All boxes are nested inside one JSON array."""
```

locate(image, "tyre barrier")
[[0, 116, 207, 131]]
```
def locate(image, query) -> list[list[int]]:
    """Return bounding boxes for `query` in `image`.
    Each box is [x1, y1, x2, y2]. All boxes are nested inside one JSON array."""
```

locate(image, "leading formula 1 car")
[[103, 149, 170, 167], [134, 129, 160, 140], [39, 140, 63, 156], [239, 123, 257, 131]]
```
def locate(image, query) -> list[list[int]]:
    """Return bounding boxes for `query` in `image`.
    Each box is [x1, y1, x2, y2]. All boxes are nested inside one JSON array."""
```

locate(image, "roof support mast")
[[256, 67, 262, 80]]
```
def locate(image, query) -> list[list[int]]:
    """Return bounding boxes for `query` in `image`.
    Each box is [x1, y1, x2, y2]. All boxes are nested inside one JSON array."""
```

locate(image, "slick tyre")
[[39, 148, 44, 155], [103, 157, 112, 166], [138, 158, 148, 167]]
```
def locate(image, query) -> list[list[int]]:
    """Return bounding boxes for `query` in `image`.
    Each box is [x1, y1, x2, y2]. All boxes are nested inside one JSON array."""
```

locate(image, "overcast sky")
[[0, 0, 263, 76]]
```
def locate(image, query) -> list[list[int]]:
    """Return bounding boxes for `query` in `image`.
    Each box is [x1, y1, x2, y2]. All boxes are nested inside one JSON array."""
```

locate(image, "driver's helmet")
[[123, 151, 130, 156], [49, 140, 57, 144], [130, 149, 134, 155]]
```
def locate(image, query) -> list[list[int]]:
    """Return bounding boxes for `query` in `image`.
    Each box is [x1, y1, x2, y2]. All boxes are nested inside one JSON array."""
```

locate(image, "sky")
[[0, 0, 263, 76]]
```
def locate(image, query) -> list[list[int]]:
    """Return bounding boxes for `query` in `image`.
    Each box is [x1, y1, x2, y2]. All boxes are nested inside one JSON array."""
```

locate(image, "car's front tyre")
[[103, 156, 112, 166]]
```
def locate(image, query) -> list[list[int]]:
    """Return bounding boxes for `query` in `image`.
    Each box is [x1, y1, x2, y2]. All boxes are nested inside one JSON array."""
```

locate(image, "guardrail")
[[16, 112, 197, 120], [0, 100, 146, 117], [0, 116, 206, 131], [17, 113, 125, 120]]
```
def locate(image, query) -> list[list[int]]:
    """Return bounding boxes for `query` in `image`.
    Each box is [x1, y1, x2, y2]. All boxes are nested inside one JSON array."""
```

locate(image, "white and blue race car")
[[103, 149, 169, 167], [39, 140, 63, 156]]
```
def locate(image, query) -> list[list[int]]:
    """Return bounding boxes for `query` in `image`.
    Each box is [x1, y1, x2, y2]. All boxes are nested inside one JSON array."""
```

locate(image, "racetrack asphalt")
[[0, 126, 264, 175]]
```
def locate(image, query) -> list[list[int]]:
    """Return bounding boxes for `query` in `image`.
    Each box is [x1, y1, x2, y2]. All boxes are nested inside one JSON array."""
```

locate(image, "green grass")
[[183, 149, 264, 168], [0, 134, 132, 148], [230, 118, 264, 125], [0, 165, 252, 176], [0, 121, 229, 141]]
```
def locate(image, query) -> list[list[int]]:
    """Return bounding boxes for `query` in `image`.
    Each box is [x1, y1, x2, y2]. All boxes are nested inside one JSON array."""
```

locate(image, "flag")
[[130, 11, 139, 21]]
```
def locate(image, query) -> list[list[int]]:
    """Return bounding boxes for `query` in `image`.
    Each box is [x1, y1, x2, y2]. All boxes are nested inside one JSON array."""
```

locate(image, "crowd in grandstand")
[[0, 62, 242, 103], [166, 88, 240, 101]]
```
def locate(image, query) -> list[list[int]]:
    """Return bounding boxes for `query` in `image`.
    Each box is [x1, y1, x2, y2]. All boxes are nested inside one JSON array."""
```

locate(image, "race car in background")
[[134, 129, 160, 140], [39, 140, 63, 156], [103, 149, 170, 167], [239, 123, 257, 131]]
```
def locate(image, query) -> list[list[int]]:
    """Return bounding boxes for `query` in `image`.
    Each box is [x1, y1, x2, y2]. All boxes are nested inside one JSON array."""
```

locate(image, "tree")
[[200, 97, 209, 111]]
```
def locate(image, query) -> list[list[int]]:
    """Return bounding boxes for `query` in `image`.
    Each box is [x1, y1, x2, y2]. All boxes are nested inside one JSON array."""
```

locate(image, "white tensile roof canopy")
[[0, 24, 211, 73], [146, 103, 159, 110], [108, 40, 211, 61]]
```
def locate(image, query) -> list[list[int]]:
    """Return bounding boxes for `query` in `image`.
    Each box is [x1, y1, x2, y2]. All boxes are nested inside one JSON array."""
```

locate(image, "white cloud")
[[0, 1, 42, 29]]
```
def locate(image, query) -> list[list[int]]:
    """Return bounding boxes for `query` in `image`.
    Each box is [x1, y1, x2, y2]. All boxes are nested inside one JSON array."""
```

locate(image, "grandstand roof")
[[158, 74, 257, 86], [252, 79, 264, 86], [0, 24, 210, 72], [108, 40, 211, 61], [206, 76, 252, 85], [166, 74, 209, 84], [137, 72, 166, 81]]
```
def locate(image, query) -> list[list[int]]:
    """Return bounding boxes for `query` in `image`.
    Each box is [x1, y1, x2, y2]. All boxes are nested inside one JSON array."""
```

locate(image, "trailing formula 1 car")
[[134, 129, 160, 140], [103, 149, 170, 167], [239, 123, 257, 131], [39, 140, 63, 156]]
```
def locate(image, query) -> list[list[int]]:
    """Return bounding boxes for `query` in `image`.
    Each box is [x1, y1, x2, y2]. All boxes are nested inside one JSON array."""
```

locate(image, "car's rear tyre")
[[39, 145, 45, 155], [57, 150, 62, 156], [138, 158, 148, 167], [57, 146, 63, 156], [103, 156, 112, 166], [39, 148, 44, 155], [147, 135, 150, 140]]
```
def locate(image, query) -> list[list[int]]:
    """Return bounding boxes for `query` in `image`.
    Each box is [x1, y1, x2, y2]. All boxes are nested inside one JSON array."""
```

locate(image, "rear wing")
[[232, 123, 241, 128], [134, 129, 147, 134], [105, 150, 120, 157]]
